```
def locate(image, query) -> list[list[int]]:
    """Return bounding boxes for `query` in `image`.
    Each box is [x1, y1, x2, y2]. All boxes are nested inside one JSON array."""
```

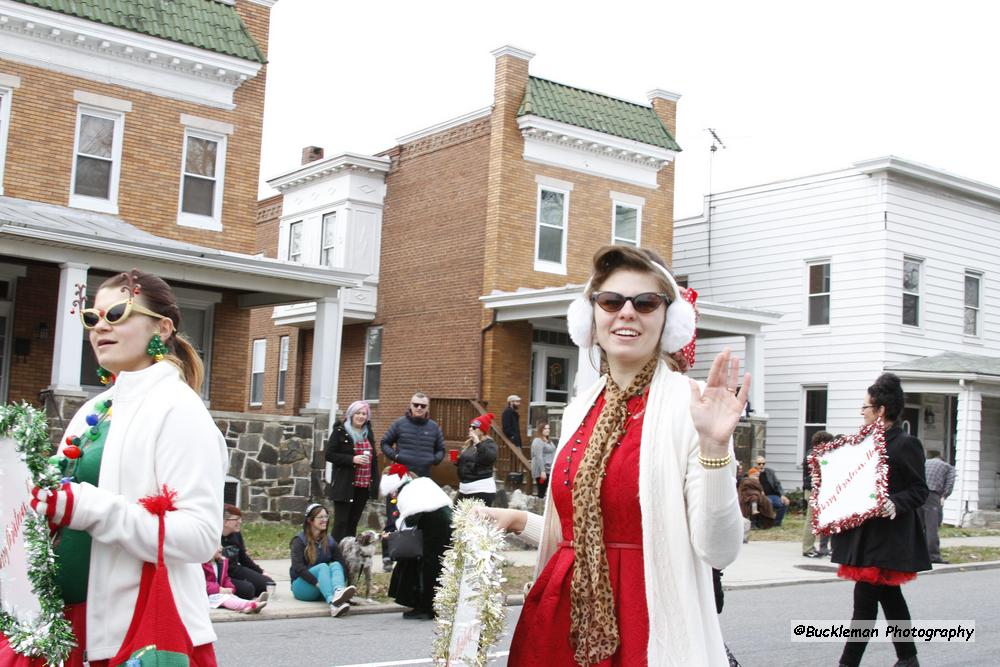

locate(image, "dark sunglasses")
[[79, 299, 166, 330], [591, 291, 671, 314], [411, 402, 428, 409]]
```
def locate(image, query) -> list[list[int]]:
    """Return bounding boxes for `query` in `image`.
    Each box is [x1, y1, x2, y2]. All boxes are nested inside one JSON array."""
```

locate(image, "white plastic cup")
[[266, 582, 277, 601]]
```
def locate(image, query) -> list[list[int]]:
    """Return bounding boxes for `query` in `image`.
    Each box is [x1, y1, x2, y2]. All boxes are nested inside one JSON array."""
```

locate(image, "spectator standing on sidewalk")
[[803, 432, 834, 557], [380, 393, 445, 477], [455, 413, 498, 506], [531, 421, 556, 499], [327, 400, 381, 542], [502, 394, 524, 448], [922, 450, 955, 564], [221, 505, 274, 600], [755, 455, 789, 526]]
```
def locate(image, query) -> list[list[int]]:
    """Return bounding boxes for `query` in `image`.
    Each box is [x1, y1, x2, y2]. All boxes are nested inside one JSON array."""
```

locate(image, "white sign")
[[446, 560, 482, 666], [809, 422, 888, 535], [0, 434, 42, 625]]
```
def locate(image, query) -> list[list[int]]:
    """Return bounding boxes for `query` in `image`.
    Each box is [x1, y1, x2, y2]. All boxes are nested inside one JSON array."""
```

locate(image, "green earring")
[[96, 366, 114, 385], [147, 333, 169, 362]]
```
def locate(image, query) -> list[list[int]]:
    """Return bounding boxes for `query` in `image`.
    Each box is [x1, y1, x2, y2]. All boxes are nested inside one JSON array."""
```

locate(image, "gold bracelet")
[[698, 453, 732, 469]]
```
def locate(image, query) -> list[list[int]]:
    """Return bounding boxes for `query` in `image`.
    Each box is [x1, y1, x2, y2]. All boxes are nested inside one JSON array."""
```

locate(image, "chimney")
[[646, 89, 681, 136], [490, 45, 534, 113], [301, 146, 324, 165]]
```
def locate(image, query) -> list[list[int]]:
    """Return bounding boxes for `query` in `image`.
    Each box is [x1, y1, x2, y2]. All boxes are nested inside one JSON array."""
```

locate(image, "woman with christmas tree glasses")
[[18, 270, 226, 666], [484, 246, 747, 666]]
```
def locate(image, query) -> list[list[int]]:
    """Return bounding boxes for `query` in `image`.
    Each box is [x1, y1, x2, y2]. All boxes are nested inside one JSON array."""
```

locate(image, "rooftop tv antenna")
[[704, 128, 726, 264]]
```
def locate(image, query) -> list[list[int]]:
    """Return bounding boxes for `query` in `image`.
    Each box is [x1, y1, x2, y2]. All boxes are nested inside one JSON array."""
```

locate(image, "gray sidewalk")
[[210, 536, 1000, 623]]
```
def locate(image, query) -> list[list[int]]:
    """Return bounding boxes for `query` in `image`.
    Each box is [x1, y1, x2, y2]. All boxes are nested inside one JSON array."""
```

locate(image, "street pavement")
[[211, 535, 1000, 624]]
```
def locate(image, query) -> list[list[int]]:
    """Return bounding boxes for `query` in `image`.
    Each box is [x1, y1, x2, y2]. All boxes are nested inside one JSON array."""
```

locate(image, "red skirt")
[[837, 565, 917, 586]]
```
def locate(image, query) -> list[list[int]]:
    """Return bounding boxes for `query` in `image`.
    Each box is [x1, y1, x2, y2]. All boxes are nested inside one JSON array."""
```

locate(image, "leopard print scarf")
[[569, 356, 658, 665]]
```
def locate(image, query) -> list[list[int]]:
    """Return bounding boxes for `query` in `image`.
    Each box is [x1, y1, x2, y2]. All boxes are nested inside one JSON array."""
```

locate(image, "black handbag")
[[385, 528, 424, 560]]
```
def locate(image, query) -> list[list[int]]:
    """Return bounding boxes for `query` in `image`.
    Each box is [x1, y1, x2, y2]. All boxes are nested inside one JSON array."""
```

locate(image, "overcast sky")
[[259, 1, 1000, 219]]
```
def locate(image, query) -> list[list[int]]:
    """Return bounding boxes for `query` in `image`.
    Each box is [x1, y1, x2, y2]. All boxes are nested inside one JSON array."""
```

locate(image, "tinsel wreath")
[[0, 403, 75, 664], [431, 499, 507, 667], [807, 416, 889, 537]]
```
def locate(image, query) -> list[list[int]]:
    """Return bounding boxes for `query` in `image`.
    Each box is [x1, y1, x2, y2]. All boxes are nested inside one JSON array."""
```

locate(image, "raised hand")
[[688, 347, 751, 457]]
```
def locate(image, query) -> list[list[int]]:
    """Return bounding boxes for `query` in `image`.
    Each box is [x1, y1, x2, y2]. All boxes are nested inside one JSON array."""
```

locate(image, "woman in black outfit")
[[454, 412, 498, 506], [832, 373, 930, 667], [326, 400, 381, 542]]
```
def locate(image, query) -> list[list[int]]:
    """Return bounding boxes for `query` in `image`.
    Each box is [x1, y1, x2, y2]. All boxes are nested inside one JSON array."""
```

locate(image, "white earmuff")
[[565, 262, 696, 354]]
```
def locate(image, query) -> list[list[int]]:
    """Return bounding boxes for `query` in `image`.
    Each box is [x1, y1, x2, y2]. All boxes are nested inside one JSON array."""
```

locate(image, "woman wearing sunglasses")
[[25, 270, 227, 667], [483, 245, 747, 667]]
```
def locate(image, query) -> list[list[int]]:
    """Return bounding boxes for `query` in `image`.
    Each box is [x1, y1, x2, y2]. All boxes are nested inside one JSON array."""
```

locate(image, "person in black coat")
[[832, 373, 930, 667], [454, 412, 498, 506], [221, 504, 274, 600], [501, 395, 523, 448], [326, 400, 381, 542]]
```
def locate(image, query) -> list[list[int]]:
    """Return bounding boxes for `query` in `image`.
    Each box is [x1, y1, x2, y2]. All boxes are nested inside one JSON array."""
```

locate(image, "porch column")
[[744, 332, 766, 416], [574, 345, 601, 400], [949, 382, 982, 525], [49, 262, 89, 392], [305, 296, 344, 418]]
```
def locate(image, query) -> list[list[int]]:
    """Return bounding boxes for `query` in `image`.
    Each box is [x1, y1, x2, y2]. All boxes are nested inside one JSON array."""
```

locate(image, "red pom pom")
[[63, 445, 82, 459], [388, 463, 410, 477], [138, 484, 179, 516]]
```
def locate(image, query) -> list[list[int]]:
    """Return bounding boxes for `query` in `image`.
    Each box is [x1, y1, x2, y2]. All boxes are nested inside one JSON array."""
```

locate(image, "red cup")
[[449, 449, 459, 463]]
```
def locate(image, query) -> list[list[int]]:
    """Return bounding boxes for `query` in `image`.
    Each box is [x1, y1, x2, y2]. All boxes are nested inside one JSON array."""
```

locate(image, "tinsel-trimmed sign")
[[808, 418, 889, 536], [0, 404, 74, 663], [432, 499, 507, 667]]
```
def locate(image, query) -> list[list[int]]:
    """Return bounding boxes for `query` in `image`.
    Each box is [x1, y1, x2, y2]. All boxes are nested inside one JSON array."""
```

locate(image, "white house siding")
[[673, 169, 896, 490], [979, 397, 1000, 513], [881, 176, 1000, 363]]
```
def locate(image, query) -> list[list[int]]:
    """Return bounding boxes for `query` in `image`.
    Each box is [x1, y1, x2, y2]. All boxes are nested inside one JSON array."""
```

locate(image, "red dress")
[[509, 392, 649, 667]]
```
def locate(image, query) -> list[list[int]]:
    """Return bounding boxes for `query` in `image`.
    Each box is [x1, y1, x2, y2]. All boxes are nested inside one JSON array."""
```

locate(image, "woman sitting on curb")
[[289, 503, 356, 617]]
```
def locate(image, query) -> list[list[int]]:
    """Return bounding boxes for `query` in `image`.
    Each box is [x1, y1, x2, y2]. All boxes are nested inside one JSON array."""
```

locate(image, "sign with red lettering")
[[808, 419, 889, 536], [0, 434, 42, 625]]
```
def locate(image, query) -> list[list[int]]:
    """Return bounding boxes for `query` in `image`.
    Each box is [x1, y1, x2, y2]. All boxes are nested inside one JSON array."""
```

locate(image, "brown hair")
[[302, 503, 329, 565], [535, 420, 551, 442], [223, 504, 242, 518], [98, 269, 205, 392], [586, 245, 682, 372]]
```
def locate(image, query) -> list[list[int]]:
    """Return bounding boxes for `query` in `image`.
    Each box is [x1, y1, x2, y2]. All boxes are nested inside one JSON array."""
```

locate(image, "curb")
[[723, 559, 1000, 592]]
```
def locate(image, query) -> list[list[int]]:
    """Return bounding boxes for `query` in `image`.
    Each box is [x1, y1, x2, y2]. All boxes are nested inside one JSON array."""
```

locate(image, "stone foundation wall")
[[214, 410, 331, 522]]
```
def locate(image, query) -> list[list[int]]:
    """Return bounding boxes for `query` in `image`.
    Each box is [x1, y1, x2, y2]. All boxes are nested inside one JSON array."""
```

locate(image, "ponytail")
[[165, 332, 205, 393]]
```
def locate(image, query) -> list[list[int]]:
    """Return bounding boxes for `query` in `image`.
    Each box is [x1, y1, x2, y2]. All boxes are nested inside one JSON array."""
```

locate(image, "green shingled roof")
[[13, 0, 265, 63], [517, 76, 681, 151]]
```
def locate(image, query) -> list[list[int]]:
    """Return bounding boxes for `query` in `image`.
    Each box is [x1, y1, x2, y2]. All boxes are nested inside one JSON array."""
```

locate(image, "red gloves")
[[30, 482, 76, 530]]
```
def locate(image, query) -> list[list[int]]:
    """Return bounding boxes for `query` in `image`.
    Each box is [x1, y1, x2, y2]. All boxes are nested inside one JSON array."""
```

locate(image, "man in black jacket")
[[755, 455, 790, 526], [380, 392, 445, 477], [501, 394, 523, 448]]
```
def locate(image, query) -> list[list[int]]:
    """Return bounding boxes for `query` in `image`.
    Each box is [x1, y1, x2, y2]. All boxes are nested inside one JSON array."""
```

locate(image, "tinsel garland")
[[0, 403, 75, 664], [432, 499, 507, 667], [807, 417, 889, 536]]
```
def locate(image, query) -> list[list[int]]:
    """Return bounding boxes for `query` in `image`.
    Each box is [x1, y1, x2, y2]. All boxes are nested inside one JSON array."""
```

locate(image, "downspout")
[[477, 310, 498, 401]]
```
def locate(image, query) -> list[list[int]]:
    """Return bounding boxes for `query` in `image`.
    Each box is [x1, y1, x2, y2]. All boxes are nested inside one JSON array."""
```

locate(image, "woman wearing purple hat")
[[327, 400, 381, 542]]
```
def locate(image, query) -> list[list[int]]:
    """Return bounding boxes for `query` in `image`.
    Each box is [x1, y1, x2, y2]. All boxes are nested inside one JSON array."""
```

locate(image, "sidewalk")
[[210, 536, 1000, 623]]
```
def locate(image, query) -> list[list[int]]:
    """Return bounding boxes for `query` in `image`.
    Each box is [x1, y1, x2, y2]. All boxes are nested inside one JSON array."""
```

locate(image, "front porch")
[[890, 352, 1000, 527]]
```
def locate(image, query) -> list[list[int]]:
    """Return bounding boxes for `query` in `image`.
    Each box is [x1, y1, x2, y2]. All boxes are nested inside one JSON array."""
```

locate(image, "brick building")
[[253, 46, 775, 486], [0, 0, 367, 518]]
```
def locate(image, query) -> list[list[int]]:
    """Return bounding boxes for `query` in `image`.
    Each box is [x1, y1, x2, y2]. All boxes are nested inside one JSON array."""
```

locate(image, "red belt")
[[558, 540, 641, 550]]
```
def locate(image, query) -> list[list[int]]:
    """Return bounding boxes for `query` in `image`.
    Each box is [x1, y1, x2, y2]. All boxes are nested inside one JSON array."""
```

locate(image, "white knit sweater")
[[521, 360, 743, 666]]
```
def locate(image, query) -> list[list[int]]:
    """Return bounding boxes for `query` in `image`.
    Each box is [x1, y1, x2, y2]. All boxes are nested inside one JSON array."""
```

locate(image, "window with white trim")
[[0, 87, 12, 196], [277, 335, 289, 405], [250, 339, 266, 406], [363, 326, 382, 402], [70, 107, 124, 213], [807, 261, 831, 326], [902, 257, 922, 327], [288, 221, 303, 262], [178, 130, 226, 229], [534, 187, 569, 273], [964, 271, 981, 336], [321, 212, 336, 267], [612, 202, 640, 246], [803, 386, 828, 458]]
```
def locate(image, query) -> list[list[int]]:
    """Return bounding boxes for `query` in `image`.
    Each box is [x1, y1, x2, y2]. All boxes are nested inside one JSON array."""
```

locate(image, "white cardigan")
[[61, 362, 227, 660], [521, 361, 743, 667]]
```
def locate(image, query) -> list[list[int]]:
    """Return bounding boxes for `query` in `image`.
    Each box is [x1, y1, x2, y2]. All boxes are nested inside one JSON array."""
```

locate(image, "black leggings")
[[455, 491, 495, 507], [839, 582, 917, 666], [332, 486, 370, 543]]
